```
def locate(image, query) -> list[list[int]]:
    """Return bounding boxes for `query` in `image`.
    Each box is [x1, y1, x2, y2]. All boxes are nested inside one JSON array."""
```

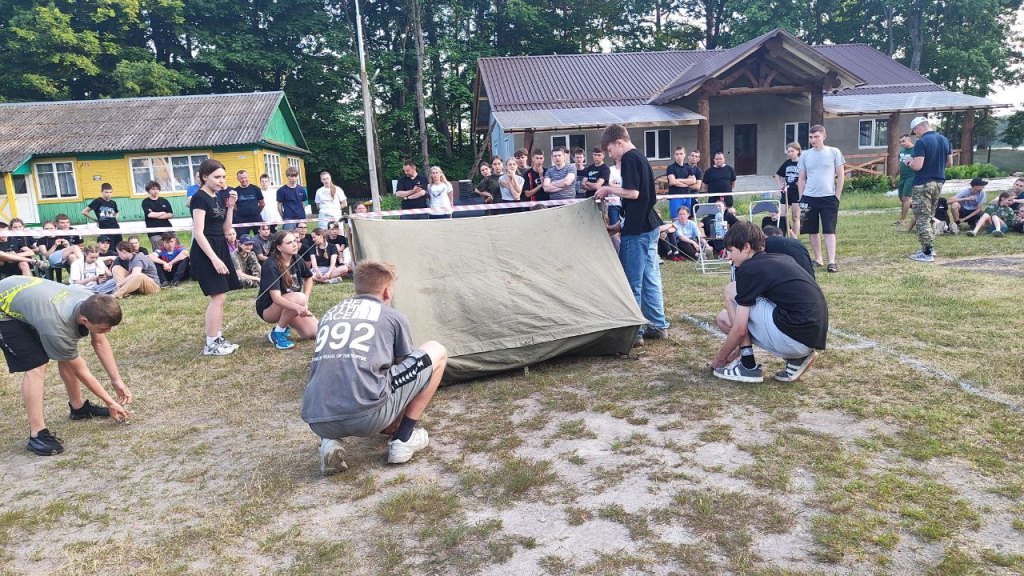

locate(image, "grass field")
[[1, 198, 1023, 575]]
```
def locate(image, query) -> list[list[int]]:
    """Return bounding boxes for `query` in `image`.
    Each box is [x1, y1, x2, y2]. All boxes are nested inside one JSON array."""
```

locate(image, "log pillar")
[[960, 108, 975, 165], [886, 111, 900, 183], [697, 90, 711, 170], [810, 81, 824, 127], [524, 129, 535, 154]]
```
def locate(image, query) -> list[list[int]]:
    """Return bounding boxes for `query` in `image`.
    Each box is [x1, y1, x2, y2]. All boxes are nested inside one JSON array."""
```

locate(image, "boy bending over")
[[711, 222, 828, 383], [301, 261, 447, 474]]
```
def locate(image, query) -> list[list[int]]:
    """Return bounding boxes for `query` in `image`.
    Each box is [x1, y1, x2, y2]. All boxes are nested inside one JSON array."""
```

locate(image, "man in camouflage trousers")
[[905, 117, 952, 263]]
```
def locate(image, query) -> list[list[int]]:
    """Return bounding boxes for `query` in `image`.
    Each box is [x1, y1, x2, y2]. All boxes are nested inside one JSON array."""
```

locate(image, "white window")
[[287, 157, 302, 184], [785, 122, 809, 150], [644, 129, 670, 159], [550, 134, 585, 153], [264, 152, 282, 186], [35, 162, 78, 199], [859, 119, 889, 148], [129, 154, 208, 195]]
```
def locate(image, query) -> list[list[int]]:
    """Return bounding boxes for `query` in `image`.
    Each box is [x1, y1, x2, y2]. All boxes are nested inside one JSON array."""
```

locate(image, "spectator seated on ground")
[[70, 247, 111, 291], [760, 211, 788, 236], [326, 221, 348, 251], [37, 217, 84, 271], [0, 222, 40, 277], [950, 178, 988, 230], [149, 232, 191, 287], [309, 227, 350, 283], [110, 241, 160, 298], [966, 192, 1018, 238], [253, 224, 273, 264], [94, 236, 118, 266], [127, 235, 149, 256], [701, 201, 741, 256], [763, 225, 815, 278], [671, 205, 706, 261], [233, 235, 261, 288], [907, 196, 955, 236], [657, 220, 684, 260]]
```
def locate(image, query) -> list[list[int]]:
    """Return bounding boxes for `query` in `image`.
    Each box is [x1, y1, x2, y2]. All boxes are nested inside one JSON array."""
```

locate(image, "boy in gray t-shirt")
[[301, 261, 448, 475], [0, 277, 132, 455]]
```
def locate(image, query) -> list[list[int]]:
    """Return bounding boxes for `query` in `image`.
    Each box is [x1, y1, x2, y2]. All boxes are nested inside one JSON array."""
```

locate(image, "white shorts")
[[746, 297, 813, 360]]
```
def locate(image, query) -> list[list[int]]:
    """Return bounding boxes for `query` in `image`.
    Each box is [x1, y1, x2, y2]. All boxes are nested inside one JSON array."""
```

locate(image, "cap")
[[910, 116, 929, 130], [96, 235, 111, 243], [239, 234, 256, 244], [970, 177, 989, 187]]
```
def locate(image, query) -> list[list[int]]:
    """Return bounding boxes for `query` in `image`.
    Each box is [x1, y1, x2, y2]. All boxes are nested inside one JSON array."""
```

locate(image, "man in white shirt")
[[797, 124, 845, 273]]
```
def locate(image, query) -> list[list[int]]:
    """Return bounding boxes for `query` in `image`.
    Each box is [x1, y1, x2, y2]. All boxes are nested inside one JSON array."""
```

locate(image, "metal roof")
[[492, 104, 704, 133], [0, 91, 306, 172], [824, 91, 1010, 116]]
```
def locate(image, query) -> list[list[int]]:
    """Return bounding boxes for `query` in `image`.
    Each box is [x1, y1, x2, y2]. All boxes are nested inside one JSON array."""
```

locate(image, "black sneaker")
[[633, 332, 645, 348], [644, 327, 669, 340], [69, 399, 110, 420], [160, 281, 171, 288], [27, 428, 64, 456]]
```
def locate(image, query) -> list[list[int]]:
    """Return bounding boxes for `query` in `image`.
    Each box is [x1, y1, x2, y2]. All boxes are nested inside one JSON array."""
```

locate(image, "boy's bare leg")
[[22, 365, 48, 436]]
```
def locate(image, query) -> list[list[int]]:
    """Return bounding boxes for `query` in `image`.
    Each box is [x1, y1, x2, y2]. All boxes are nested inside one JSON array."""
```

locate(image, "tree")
[[1001, 110, 1024, 150]]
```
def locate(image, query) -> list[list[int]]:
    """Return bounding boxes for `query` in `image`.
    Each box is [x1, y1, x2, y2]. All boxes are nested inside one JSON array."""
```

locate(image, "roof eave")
[[260, 139, 311, 155], [826, 101, 1013, 117]]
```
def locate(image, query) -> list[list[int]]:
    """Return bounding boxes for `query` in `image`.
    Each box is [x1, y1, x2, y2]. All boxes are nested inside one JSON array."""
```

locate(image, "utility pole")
[[354, 0, 381, 211], [413, 0, 430, 169]]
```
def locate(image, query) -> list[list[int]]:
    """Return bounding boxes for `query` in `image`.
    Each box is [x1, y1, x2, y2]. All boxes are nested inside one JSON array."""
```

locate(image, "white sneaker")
[[319, 438, 348, 476], [203, 337, 236, 356], [909, 251, 935, 263], [387, 428, 429, 464]]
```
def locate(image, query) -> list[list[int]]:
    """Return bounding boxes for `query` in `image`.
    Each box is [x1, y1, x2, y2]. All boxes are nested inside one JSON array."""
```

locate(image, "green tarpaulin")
[[350, 200, 647, 382]]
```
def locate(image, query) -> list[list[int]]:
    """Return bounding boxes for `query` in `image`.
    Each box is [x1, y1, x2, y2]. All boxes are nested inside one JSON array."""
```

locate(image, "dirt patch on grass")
[[942, 255, 1024, 277]]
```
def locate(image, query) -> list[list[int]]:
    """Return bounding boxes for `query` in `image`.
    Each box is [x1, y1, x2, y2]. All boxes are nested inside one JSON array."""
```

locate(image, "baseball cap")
[[910, 116, 929, 130], [970, 177, 988, 187], [239, 234, 256, 245], [96, 235, 111, 243]]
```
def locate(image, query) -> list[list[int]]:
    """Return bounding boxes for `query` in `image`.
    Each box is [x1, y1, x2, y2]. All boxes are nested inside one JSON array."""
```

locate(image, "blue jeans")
[[618, 228, 668, 330]]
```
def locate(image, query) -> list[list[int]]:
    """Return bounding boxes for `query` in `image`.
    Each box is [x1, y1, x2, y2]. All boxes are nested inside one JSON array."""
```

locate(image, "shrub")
[[945, 163, 1003, 180], [379, 194, 402, 212], [844, 174, 890, 194]]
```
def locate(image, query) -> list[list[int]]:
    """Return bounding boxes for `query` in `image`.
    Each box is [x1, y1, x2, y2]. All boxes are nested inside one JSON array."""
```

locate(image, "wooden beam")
[[960, 109, 975, 165], [717, 85, 809, 96], [810, 81, 824, 126], [697, 91, 711, 170], [703, 78, 725, 96], [524, 129, 534, 154], [886, 111, 900, 183]]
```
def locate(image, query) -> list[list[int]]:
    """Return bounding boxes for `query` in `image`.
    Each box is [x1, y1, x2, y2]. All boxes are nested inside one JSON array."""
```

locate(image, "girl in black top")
[[257, 231, 316, 350], [309, 227, 349, 283], [190, 159, 242, 356], [775, 143, 802, 237]]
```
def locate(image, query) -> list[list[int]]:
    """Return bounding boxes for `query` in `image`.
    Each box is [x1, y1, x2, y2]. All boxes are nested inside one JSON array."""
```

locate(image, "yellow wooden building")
[[0, 91, 308, 225]]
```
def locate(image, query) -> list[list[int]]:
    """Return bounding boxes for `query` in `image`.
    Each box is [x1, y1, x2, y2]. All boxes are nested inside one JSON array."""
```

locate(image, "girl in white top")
[[427, 166, 454, 215], [497, 157, 524, 202], [315, 171, 347, 230]]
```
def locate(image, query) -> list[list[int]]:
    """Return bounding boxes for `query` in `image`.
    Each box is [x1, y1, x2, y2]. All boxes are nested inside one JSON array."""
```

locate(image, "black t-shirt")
[[619, 149, 661, 236], [666, 162, 690, 195], [87, 198, 119, 228], [576, 165, 588, 195], [703, 165, 737, 195], [256, 254, 312, 312], [7, 234, 33, 251], [685, 164, 703, 192], [734, 251, 828, 349], [397, 174, 429, 210], [189, 190, 227, 237], [764, 236, 812, 278], [584, 163, 610, 198], [776, 159, 799, 195], [141, 197, 173, 229], [312, 242, 339, 267], [327, 234, 348, 249], [761, 215, 788, 236], [0, 240, 16, 255], [41, 229, 83, 251], [524, 168, 548, 202], [299, 235, 315, 262], [233, 184, 264, 222]]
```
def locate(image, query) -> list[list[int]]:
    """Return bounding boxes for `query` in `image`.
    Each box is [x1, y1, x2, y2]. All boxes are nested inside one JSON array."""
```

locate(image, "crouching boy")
[[711, 222, 828, 383], [301, 261, 447, 474]]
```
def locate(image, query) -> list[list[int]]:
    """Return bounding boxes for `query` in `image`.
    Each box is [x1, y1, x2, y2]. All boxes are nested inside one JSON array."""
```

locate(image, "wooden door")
[[734, 124, 758, 175]]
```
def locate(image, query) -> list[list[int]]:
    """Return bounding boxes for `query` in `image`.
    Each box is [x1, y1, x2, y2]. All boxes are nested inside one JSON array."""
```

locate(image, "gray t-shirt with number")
[[0, 276, 91, 361], [797, 146, 845, 198], [301, 295, 414, 423]]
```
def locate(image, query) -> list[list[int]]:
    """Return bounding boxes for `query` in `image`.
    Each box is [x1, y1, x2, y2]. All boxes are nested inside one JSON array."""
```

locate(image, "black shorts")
[[785, 187, 800, 205], [956, 206, 982, 225], [800, 195, 840, 234], [0, 320, 49, 372], [0, 262, 24, 276]]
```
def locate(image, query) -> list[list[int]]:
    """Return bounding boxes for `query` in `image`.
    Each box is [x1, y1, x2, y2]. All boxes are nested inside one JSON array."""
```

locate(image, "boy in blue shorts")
[[301, 261, 447, 474]]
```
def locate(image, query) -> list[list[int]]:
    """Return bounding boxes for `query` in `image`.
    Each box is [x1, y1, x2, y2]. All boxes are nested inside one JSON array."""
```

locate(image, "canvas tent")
[[350, 200, 647, 382]]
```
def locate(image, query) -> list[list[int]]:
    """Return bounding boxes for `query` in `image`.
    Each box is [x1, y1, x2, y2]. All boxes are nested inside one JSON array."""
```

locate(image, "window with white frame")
[[130, 154, 208, 195], [264, 152, 282, 186], [287, 157, 302, 184], [35, 162, 78, 199], [784, 122, 809, 150], [859, 119, 889, 148], [644, 129, 670, 159], [550, 134, 585, 153]]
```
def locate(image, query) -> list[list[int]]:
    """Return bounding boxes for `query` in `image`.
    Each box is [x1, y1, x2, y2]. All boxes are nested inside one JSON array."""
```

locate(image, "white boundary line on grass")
[[678, 314, 1022, 413]]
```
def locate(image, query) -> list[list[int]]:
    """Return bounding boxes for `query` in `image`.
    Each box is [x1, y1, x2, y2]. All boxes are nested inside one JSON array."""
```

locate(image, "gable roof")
[[0, 91, 308, 172]]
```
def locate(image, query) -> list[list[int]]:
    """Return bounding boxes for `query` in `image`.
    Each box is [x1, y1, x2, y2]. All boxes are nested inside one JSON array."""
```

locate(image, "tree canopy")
[[0, 0, 1020, 194]]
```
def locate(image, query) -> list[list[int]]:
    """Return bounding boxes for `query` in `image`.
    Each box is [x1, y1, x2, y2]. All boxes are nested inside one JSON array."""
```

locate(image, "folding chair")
[[749, 199, 785, 233], [692, 202, 731, 274]]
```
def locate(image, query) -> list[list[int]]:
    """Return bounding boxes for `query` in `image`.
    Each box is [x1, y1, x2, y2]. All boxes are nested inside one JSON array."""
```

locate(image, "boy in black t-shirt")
[[301, 261, 448, 474], [711, 222, 827, 383], [140, 181, 174, 249], [83, 183, 122, 245], [523, 150, 548, 203]]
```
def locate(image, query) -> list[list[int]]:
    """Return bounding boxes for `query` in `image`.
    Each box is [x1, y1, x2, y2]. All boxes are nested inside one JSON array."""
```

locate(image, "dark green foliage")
[[845, 175, 891, 195], [945, 163, 1004, 180], [1001, 111, 1024, 150]]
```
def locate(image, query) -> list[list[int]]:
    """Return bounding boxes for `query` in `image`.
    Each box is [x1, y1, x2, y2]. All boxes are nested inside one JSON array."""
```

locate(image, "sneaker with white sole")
[[712, 359, 764, 383], [268, 329, 295, 350], [909, 250, 934, 263], [387, 428, 429, 464], [319, 438, 348, 475], [203, 337, 236, 356], [774, 351, 818, 382]]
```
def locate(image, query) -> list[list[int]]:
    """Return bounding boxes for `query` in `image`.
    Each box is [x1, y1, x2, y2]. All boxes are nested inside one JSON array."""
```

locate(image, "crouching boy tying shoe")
[[710, 222, 828, 383], [301, 261, 447, 474]]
